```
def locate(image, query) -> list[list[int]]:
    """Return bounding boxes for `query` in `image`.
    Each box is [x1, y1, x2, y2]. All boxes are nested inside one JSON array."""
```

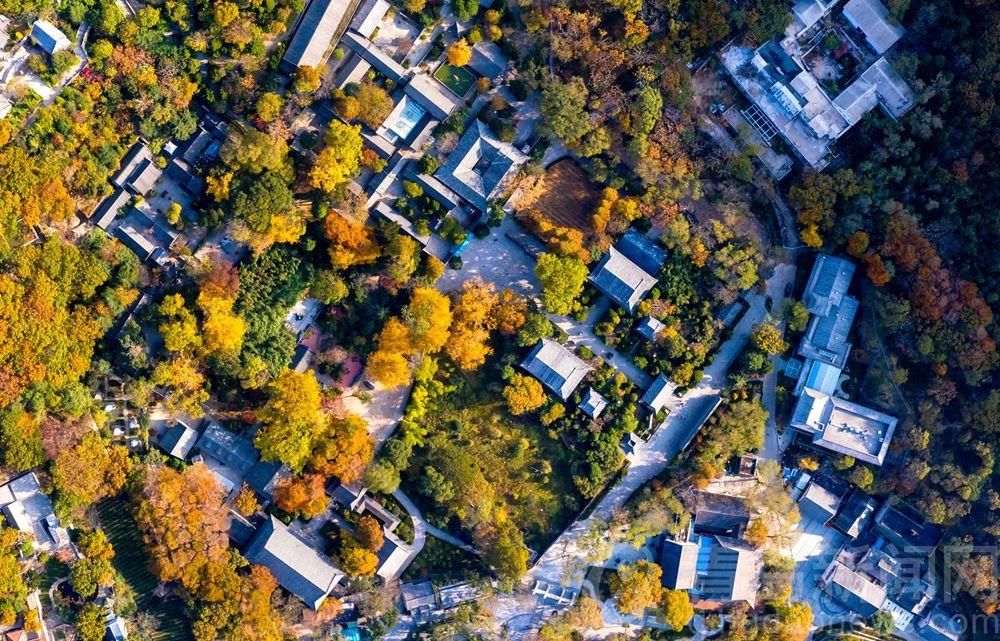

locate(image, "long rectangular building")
[[282, 0, 358, 72]]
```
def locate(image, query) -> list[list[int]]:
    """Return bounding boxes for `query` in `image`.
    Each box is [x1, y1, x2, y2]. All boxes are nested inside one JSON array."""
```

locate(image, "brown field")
[[519, 159, 597, 231]]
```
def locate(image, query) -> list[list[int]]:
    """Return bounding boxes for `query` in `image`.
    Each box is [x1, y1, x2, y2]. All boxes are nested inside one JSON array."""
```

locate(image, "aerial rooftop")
[[521, 339, 590, 401], [589, 247, 657, 314]]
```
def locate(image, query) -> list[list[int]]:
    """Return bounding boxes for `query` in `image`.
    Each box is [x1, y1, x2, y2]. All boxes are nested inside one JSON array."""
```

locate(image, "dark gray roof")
[[617, 229, 667, 275], [126, 159, 162, 196], [330, 482, 366, 511], [31, 20, 70, 54], [404, 73, 461, 121], [341, 30, 406, 82], [434, 120, 526, 212], [842, 0, 904, 55], [636, 316, 665, 342], [115, 224, 160, 263], [660, 539, 698, 590], [157, 422, 199, 460], [798, 479, 845, 523], [831, 488, 877, 538], [641, 374, 677, 413], [693, 510, 748, 538], [467, 42, 509, 79], [196, 421, 259, 476], [91, 189, 130, 230], [282, 0, 355, 69], [244, 460, 289, 499], [128, 208, 178, 246], [376, 530, 414, 580], [919, 602, 964, 641], [821, 561, 886, 616], [578, 387, 608, 419], [244, 515, 344, 609], [401, 580, 437, 614], [803, 254, 855, 317], [695, 536, 760, 605], [111, 143, 155, 190], [589, 247, 657, 314], [520, 339, 590, 401], [872, 500, 943, 553]]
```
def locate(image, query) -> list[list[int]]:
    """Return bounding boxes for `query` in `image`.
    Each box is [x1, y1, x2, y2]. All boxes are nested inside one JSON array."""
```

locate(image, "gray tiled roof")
[[636, 316, 666, 342], [282, 0, 355, 69], [196, 421, 259, 475], [617, 229, 667, 275], [578, 387, 607, 419], [803, 254, 855, 317], [404, 73, 461, 120], [521, 339, 590, 401], [91, 188, 130, 230], [831, 488, 877, 538], [467, 42, 509, 79], [158, 422, 199, 460], [589, 247, 657, 314], [244, 515, 344, 609], [640, 374, 676, 412], [842, 0, 904, 55], [695, 536, 760, 605], [822, 560, 886, 616], [31, 20, 70, 54], [434, 120, 526, 211], [660, 539, 698, 590], [341, 30, 406, 82], [798, 479, 844, 523]]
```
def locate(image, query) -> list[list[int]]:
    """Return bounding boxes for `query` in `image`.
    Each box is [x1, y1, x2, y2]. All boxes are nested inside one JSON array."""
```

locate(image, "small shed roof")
[[641, 374, 676, 413], [578, 387, 608, 419]]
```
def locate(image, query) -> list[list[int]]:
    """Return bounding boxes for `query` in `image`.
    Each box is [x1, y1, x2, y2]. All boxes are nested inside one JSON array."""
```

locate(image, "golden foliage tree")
[[309, 413, 374, 483], [255, 369, 325, 472], [52, 432, 131, 515], [608, 560, 662, 616], [135, 464, 230, 598], [445, 279, 498, 371], [273, 474, 328, 518], [324, 214, 380, 270], [502, 374, 546, 415], [447, 39, 473, 66]]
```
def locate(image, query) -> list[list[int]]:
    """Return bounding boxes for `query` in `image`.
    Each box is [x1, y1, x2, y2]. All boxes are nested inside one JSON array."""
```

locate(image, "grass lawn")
[[97, 496, 193, 641], [433, 63, 476, 97]]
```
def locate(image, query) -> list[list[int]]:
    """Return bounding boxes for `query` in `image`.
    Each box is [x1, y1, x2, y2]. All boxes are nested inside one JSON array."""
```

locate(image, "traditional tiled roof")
[[282, 0, 355, 69], [798, 479, 845, 523], [616, 229, 667, 275], [641, 374, 677, 413], [467, 42, 509, 79], [341, 30, 407, 82], [157, 422, 199, 460], [434, 120, 526, 211], [244, 515, 344, 609], [842, 0, 904, 55], [821, 560, 886, 616], [578, 387, 608, 419], [589, 247, 657, 314], [520, 339, 590, 401], [636, 316, 666, 342], [31, 20, 70, 54], [660, 539, 698, 590], [196, 421, 260, 476]]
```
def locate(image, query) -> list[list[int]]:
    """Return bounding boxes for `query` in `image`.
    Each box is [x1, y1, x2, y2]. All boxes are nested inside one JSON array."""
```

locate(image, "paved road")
[[498, 263, 796, 630], [392, 488, 479, 555], [549, 303, 651, 389]]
